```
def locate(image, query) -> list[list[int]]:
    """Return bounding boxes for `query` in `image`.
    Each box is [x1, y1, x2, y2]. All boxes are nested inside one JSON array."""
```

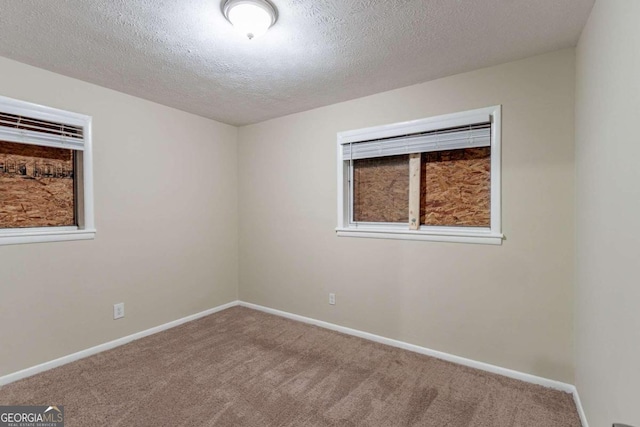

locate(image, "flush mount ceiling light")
[[222, 0, 278, 40]]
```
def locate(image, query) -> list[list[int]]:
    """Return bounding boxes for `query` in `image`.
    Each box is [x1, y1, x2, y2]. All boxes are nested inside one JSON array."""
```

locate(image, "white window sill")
[[335, 227, 503, 245], [0, 227, 96, 246]]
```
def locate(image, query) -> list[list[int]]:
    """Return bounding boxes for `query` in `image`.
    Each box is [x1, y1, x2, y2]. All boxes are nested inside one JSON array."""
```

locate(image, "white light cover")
[[226, 1, 275, 39]]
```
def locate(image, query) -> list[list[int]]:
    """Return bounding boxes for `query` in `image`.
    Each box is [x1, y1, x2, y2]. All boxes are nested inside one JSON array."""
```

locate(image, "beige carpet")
[[0, 306, 581, 426]]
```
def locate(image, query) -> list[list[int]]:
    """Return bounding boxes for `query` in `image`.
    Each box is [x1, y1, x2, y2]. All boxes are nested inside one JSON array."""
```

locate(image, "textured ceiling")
[[0, 0, 594, 126]]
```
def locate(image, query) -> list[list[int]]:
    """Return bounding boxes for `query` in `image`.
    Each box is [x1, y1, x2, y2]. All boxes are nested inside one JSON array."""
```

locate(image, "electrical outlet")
[[113, 303, 125, 320], [329, 293, 336, 305]]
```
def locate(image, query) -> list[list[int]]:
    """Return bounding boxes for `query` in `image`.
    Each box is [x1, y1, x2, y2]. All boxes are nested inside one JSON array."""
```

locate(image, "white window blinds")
[[0, 111, 85, 150], [342, 122, 491, 161]]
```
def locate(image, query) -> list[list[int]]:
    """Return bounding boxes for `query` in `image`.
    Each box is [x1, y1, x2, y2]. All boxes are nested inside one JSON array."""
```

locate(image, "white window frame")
[[0, 95, 95, 246], [336, 105, 503, 245]]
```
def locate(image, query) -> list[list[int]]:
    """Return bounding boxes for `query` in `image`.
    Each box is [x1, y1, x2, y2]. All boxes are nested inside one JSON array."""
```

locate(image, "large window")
[[337, 106, 502, 245], [0, 95, 95, 245]]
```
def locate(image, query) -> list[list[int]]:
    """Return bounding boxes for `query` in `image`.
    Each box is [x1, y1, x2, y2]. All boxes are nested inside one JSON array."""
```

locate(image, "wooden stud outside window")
[[408, 153, 421, 230]]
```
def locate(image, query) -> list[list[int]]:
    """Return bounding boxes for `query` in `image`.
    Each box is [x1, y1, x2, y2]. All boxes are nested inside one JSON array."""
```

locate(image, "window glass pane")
[[0, 140, 76, 228], [421, 147, 490, 227], [353, 154, 409, 223]]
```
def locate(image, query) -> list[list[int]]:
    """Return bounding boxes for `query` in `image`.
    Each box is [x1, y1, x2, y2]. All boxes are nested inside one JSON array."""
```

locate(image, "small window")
[[0, 95, 95, 245], [336, 106, 502, 245]]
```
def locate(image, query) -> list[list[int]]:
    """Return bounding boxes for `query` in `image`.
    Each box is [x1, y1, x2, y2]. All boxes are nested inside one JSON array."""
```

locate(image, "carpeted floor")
[[0, 306, 581, 426]]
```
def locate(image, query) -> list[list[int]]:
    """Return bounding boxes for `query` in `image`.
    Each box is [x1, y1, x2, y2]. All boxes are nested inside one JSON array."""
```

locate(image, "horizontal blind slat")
[[343, 124, 490, 160], [0, 127, 85, 151], [0, 111, 85, 149]]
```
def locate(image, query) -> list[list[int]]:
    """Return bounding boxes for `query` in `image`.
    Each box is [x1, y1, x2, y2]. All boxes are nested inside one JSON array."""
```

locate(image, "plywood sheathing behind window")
[[0, 140, 75, 228], [420, 147, 491, 227], [353, 154, 409, 223]]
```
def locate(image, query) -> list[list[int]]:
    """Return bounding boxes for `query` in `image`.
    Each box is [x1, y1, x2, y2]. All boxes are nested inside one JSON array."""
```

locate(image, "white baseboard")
[[239, 302, 590, 426], [0, 300, 239, 386], [572, 388, 590, 427]]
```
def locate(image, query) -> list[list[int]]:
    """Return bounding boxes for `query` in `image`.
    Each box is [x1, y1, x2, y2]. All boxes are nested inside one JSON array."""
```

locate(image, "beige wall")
[[0, 57, 238, 376], [238, 49, 576, 383], [0, 47, 580, 387], [575, 0, 640, 425]]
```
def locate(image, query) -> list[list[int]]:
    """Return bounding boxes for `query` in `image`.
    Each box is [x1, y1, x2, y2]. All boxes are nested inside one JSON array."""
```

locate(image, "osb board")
[[353, 155, 409, 223], [420, 147, 490, 227], [0, 140, 75, 228]]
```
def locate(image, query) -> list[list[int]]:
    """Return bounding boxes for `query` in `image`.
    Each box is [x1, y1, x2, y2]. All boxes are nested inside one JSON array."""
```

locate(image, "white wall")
[[575, 0, 640, 425], [238, 49, 576, 383], [0, 57, 238, 376]]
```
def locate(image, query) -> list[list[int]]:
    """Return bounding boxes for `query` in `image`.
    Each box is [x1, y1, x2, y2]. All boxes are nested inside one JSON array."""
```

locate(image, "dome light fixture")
[[222, 0, 278, 40]]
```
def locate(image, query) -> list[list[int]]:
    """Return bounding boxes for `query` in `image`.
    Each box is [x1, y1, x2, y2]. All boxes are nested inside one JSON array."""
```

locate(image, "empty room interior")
[[0, 0, 638, 426]]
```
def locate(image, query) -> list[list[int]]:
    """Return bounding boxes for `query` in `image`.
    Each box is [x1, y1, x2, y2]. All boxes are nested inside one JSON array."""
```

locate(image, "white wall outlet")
[[113, 303, 125, 320], [329, 293, 336, 305]]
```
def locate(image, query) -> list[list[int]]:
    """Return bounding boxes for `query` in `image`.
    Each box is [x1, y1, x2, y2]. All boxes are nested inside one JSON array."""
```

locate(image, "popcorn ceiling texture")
[[0, 0, 594, 126]]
